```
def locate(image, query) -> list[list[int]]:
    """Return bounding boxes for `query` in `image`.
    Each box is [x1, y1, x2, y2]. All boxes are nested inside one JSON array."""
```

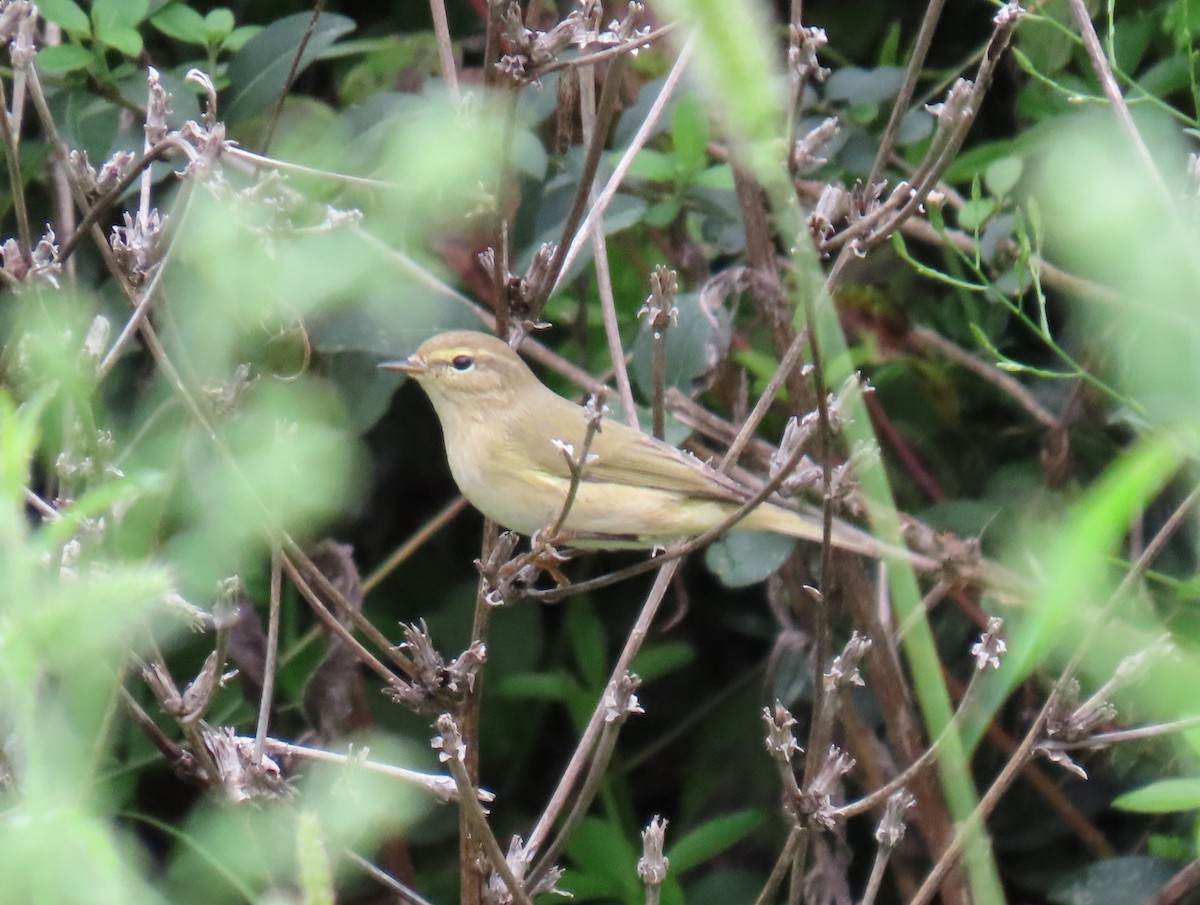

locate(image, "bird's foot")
[[477, 530, 576, 604]]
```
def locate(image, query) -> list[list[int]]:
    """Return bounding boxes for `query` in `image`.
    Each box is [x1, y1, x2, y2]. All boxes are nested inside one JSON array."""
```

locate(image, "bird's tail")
[[743, 502, 942, 572]]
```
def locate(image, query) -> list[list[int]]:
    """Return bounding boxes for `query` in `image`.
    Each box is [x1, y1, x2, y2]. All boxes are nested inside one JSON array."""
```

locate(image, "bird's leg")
[[523, 528, 576, 587], [479, 530, 578, 601]]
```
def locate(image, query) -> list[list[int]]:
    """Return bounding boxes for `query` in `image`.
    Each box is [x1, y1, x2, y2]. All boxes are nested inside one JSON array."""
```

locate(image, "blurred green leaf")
[[629, 641, 695, 683], [984, 156, 1023, 197], [1047, 856, 1179, 905], [1112, 11, 1157, 71], [966, 434, 1184, 749], [672, 96, 709, 177], [563, 817, 641, 901], [1039, 112, 1197, 424], [653, 0, 783, 145], [628, 147, 678, 182], [204, 8, 235, 42], [566, 597, 609, 693], [693, 164, 735, 189], [93, 23, 143, 57], [221, 25, 260, 53], [686, 869, 765, 905], [36, 44, 95, 74], [1017, 0, 1075, 75], [666, 809, 766, 873], [92, 0, 149, 29], [295, 813, 334, 905], [37, 0, 91, 36], [1135, 52, 1193, 96], [824, 66, 905, 104], [898, 107, 934, 145], [1113, 778, 1200, 813], [942, 139, 1020, 186], [495, 672, 578, 702], [1163, 0, 1200, 50], [644, 198, 680, 227], [310, 291, 478, 358], [150, 3, 208, 46], [957, 198, 996, 232]]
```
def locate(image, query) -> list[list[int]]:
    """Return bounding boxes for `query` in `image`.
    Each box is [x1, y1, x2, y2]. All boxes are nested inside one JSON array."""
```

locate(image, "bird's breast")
[[443, 422, 562, 535]]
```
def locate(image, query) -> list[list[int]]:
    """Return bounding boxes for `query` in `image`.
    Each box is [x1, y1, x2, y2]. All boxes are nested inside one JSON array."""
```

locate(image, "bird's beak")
[[379, 355, 427, 376]]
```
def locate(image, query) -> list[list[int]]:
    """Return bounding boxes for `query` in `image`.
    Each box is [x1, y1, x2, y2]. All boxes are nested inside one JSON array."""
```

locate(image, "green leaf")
[[1135, 53, 1192, 98], [511, 127, 548, 180], [942, 139, 1019, 185], [309, 277, 476, 433], [1016, 0, 1074, 75], [643, 198, 681, 227], [93, 23, 143, 57], [693, 164, 735, 190], [48, 87, 120, 160], [221, 25, 260, 53], [149, 3, 208, 45], [1150, 832, 1194, 861], [984, 156, 1023, 198], [91, 0, 149, 30], [295, 813, 335, 905], [565, 598, 609, 693], [37, 0, 91, 36], [225, 12, 355, 122], [650, 0, 783, 143], [845, 101, 880, 125], [630, 290, 732, 398], [667, 809, 766, 874], [204, 7, 235, 41], [1111, 10, 1156, 71], [564, 817, 640, 898], [671, 96, 709, 178], [704, 530, 796, 588], [877, 21, 902, 66], [36, 44, 95, 74], [494, 672, 577, 702], [1113, 778, 1200, 814], [1048, 856, 1179, 905], [629, 641, 695, 682], [627, 147, 678, 182], [309, 287, 476, 359], [1163, 0, 1200, 50], [824, 66, 905, 104], [956, 198, 996, 232], [897, 108, 934, 145]]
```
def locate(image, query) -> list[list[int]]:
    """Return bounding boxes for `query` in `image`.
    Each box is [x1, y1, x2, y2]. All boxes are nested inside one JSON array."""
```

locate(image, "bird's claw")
[[477, 530, 576, 603]]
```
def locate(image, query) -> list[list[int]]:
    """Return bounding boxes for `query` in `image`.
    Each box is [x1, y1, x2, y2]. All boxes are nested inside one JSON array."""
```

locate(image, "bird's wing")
[[523, 404, 749, 503]]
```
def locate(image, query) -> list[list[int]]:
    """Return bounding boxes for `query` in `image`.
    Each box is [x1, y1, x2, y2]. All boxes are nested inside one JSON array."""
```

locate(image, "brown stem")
[[460, 520, 499, 905], [260, 0, 327, 155], [281, 553, 399, 685], [0, 77, 33, 259], [865, 0, 948, 186], [253, 545, 282, 765], [1063, 0, 1170, 201], [526, 561, 679, 855], [428, 0, 461, 105]]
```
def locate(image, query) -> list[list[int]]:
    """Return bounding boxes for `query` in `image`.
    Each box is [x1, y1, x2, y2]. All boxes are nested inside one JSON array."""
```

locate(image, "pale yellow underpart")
[[400, 331, 895, 561]]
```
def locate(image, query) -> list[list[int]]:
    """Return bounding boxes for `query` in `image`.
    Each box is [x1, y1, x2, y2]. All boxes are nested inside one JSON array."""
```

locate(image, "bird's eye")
[[451, 354, 474, 371]]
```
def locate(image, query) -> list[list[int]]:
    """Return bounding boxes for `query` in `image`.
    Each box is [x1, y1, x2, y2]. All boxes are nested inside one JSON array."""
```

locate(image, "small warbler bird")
[[382, 331, 900, 559]]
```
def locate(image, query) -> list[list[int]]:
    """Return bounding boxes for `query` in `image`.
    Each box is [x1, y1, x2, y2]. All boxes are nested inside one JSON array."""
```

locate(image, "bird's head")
[[380, 331, 538, 409]]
